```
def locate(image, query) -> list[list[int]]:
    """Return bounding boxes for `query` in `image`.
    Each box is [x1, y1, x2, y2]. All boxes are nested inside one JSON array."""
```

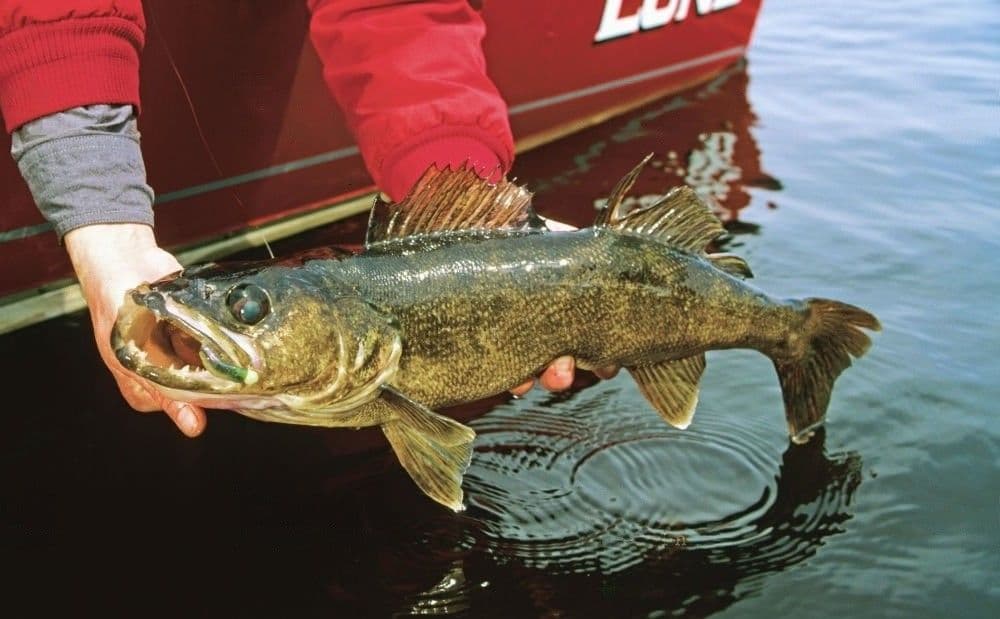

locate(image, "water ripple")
[[454, 381, 863, 584], [375, 381, 864, 616]]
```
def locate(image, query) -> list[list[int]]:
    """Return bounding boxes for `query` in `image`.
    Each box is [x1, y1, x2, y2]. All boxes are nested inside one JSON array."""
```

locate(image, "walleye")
[[112, 157, 880, 511]]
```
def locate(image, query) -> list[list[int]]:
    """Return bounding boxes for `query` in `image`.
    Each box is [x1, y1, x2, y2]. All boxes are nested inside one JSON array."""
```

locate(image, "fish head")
[[111, 257, 402, 421]]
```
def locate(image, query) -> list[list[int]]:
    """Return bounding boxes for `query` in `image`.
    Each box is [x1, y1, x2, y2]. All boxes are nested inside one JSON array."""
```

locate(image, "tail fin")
[[775, 299, 881, 444]]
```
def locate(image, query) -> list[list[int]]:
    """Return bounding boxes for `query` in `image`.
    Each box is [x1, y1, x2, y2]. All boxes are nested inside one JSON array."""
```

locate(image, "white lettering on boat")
[[595, 0, 741, 42]]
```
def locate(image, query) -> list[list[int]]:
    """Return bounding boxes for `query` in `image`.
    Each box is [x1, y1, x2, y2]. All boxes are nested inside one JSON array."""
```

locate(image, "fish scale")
[[328, 229, 762, 407]]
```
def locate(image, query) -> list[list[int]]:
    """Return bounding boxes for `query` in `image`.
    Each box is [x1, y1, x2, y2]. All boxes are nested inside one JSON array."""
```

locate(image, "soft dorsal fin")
[[594, 153, 653, 228], [602, 187, 726, 253], [595, 157, 728, 254], [365, 164, 535, 246]]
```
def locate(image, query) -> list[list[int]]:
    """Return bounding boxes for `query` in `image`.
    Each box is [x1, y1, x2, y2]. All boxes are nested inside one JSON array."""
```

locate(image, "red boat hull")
[[0, 0, 761, 301]]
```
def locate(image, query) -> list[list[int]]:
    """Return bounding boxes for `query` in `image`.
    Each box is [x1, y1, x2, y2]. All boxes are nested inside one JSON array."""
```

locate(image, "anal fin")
[[379, 387, 476, 512], [629, 355, 706, 429]]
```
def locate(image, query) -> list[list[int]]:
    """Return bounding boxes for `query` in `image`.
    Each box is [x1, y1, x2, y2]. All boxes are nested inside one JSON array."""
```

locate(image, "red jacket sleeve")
[[0, 0, 145, 133], [307, 0, 515, 200]]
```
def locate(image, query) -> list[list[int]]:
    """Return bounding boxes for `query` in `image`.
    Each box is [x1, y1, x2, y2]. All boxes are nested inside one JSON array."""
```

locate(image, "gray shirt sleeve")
[[10, 104, 155, 240]]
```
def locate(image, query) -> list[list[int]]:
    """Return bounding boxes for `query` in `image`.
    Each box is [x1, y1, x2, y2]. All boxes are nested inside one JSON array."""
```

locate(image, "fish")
[[111, 156, 881, 511]]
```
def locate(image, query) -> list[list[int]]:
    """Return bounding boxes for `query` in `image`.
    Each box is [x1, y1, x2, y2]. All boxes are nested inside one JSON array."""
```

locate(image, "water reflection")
[[515, 59, 782, 235], [333, 381, 861, 617], [253, 61, 780, 262]]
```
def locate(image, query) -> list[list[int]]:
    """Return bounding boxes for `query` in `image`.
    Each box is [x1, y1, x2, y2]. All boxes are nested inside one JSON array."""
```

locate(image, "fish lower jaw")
[[116, 338, 243, 392], [158, 386, 284, 412]]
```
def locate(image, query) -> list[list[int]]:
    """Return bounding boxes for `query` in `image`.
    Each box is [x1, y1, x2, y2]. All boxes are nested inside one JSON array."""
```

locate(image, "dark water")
[[2, 1, 997, 616]]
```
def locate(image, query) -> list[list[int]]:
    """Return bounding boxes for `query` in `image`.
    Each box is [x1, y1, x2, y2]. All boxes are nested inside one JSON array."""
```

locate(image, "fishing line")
[[146, 4, 275, 259], [261, 235, 275, 259]]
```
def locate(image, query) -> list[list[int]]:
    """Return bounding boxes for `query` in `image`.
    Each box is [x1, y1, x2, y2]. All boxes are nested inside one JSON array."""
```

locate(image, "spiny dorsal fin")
[[365, 164, 535, 246], [708, 253, 754, 278], [594, 153, 654, 227], [629, 354, 706, 429]]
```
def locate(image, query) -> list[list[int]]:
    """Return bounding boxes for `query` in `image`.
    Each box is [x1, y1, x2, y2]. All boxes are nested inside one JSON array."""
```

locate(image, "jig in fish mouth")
[[111, 287, 260, 391]]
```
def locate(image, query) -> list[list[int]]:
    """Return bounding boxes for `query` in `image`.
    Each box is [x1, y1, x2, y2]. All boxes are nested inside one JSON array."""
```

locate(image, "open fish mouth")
[[111, 286, 261, 392]]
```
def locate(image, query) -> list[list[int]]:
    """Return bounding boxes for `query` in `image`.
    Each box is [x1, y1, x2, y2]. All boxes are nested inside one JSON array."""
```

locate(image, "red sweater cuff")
[[0, 17, 143, 133], [381, 134, 510, 202]]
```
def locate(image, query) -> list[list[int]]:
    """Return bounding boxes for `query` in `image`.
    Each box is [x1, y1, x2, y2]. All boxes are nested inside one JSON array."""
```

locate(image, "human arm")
[[306, 0, 513, 202], [0, 1, 206, 435], [306, 0, 605, 392]]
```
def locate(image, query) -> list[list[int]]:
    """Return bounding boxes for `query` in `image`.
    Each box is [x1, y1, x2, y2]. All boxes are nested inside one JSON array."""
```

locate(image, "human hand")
[[510, 358, 620, 396], [64, 224, 207, 436]]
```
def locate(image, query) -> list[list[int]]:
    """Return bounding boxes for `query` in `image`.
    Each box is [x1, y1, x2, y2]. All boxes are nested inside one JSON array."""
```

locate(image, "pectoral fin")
[[379, 387, 476, 512], [629, 355, 706, 429]]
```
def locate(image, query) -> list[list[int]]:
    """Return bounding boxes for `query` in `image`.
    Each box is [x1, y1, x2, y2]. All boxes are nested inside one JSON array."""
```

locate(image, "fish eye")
[[226, 283, 271, 325]]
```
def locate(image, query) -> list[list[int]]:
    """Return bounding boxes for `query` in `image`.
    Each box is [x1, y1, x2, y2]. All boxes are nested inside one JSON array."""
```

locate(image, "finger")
[[593, 365, 620, 380], [109, 359, 206, 436], [156, 396, 207, 438], [509, 379, 534, 397], [540, 356, 575, 391]]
